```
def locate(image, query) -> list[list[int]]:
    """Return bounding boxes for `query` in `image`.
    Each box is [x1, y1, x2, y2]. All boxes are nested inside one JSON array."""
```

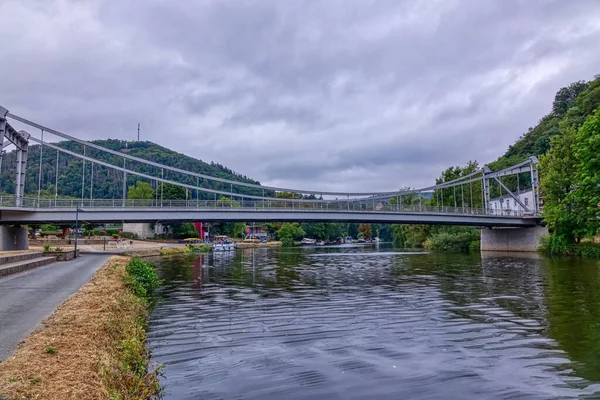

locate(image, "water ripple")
[[148, 247, 600, 399]]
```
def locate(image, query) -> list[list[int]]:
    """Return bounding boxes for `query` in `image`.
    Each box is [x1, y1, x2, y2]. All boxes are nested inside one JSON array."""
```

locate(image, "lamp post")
[[74, 207, 83, 258]]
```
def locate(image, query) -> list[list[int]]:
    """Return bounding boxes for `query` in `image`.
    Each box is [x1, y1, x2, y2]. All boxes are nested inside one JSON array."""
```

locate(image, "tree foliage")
[[172, 222, 199, 239], [127, 181, 154, 200], [541, 108, 600, 250], [358, 223, 372, 240], [277, 223, 305, 247]]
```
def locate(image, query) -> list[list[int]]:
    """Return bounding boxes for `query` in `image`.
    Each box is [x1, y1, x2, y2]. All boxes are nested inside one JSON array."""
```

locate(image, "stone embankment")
[[0, 252, 56, 277]]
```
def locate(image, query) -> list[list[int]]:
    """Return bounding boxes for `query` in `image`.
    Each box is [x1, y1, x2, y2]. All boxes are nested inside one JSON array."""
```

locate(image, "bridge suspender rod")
[[55, 149, 59, 200], [469, 181, 473, 211], [481, 178, 485, 211], [122, 158, 127, 206], [461, 185, 464, 211], [453, 186, 456, 209], [160, 169, 164, 206], [90, 162, 94, 202], [81, 145, 86, 202], [37, 129, 44, 207]]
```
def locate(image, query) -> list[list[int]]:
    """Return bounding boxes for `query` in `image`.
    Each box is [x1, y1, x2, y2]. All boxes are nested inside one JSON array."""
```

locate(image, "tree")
[[233, 222, 246, 239], [301, 223, 327, 240], [172, 222, 199, 239], [358, 223, 372, 240], [540, 126, 583, 249], [277, 223, 305, 247], [433, 161, 482, 208], [216, 196, 240, 208], [552, 81, 590, 117], [157, 183, 186, 200], [276, 192, 302, 199], [127, 181, 153, 199], [571, 108, 600, 237], [391, 224, 431, 247]]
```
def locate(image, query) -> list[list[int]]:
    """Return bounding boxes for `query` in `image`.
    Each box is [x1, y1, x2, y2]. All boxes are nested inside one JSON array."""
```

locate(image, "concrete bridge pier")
[[480, 226, 548, 252], [0, 226, 29, 251]]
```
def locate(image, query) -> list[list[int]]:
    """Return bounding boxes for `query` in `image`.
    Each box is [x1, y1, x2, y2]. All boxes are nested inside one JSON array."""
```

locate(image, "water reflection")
[[148, 246, 600, 399]]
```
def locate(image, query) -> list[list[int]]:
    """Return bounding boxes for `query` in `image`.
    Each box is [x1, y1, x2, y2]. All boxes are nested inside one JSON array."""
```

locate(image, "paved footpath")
[[0, 254, 110, 360]]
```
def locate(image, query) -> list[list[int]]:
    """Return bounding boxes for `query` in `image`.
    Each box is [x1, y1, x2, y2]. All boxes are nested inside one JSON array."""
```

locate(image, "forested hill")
[[488, 75, 600, 170], [0, 139, 269, 199]]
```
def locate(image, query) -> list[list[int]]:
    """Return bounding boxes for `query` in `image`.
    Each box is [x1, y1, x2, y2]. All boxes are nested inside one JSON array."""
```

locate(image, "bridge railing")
[[0, 196, 532, 217]]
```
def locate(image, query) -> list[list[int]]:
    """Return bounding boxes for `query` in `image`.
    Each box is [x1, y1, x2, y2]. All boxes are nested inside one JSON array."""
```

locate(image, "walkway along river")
[[147, 245, 600, 399]]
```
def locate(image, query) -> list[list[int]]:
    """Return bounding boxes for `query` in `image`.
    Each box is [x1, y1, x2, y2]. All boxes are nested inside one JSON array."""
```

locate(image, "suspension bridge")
[[0, 105, 545, 250]]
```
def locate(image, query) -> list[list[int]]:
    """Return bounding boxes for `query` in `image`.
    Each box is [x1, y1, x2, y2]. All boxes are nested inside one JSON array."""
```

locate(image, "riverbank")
[[0, 256, 161, 399]]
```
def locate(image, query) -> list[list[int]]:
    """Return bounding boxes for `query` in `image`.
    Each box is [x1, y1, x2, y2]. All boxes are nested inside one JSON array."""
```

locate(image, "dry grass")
[[124, 246, 189, 258], [0, 256, 161, 400]]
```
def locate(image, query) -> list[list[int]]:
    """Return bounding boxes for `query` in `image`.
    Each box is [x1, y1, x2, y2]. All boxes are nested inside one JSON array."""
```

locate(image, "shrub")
[[186, 243, 211, 253], [112, 233, 120, 239], [124, 257, 161, 300], [54, 247, 63, 252], [42, 243, 52, 252], [424, 231, 480, 253], [106, 229, 120, 236], [121, 232, 139, 240], [574, 242, 600, 258], [39, 231, 62, 238]]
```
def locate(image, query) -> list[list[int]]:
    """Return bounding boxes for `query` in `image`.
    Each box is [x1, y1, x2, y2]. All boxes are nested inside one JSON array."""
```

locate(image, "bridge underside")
[[0, 208, 540, 227]]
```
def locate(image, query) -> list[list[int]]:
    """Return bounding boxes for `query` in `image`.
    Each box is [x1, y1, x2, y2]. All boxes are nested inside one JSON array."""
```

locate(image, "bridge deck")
[[0, 206, 540, 227]]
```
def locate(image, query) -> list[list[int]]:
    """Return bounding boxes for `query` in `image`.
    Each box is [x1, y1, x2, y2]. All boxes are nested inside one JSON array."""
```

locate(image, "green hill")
[[0, 139, 270, 200], [488, 75, 600, 170]]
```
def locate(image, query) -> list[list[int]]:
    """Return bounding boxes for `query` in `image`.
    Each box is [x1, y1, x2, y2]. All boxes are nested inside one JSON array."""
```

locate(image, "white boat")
[[316, 240, 325, 246], [212, 235, 236, 252], [345, 236, 353, 244], [301, 238, 316, 246]]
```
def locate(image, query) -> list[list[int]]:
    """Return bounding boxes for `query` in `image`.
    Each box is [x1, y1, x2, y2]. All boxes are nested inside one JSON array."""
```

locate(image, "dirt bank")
[[0, 256, 161, 399]]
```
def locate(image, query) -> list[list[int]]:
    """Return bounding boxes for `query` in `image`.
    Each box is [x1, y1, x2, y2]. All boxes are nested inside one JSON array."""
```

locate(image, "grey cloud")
[[1, 0, 600, 193]]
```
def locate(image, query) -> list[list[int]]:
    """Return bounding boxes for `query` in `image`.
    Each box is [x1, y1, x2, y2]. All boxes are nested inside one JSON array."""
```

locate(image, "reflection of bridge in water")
[[0, 105, 545, 249]]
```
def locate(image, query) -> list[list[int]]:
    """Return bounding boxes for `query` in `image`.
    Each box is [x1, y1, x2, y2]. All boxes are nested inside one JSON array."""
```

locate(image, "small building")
[[488, 189, 535, 216], [122, 223, 154, 239], [245, 225, 269, 239]]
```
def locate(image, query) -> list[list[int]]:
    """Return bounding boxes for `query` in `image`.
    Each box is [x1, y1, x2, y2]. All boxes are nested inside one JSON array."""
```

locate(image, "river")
[[147, 245, 600, 399]]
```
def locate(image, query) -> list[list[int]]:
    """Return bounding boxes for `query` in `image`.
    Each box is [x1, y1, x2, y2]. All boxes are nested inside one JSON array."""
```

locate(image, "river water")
[[147, 245, 600, 399]]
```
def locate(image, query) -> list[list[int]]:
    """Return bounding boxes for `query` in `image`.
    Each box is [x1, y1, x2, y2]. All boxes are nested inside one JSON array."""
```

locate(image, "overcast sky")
[[2, 0, 600, 193]]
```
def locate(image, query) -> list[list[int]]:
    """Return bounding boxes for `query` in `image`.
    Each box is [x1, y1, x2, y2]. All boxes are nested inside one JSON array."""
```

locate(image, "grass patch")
[[0, 256, 163, 399]]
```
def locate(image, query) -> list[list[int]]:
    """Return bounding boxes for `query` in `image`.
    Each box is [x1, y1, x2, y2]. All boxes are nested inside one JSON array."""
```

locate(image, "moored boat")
[[212, 235, 236, 252]]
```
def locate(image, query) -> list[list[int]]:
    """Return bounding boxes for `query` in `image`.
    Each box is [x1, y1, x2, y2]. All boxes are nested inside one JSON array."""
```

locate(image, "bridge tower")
[[0, 107, 30, 207]]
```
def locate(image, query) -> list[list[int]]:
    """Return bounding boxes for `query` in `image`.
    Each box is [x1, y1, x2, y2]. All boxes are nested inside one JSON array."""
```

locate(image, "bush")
[[39, 231, 62, 238], [424, 231, 480, 253], [186, 243, 211, 253], [124, 258, 161, 300], [121, 232, 139, 240], [106, 229, 120, 236], [574, 242, 600, 258], [42, 243, 51, 252], [468, 240, 481, 253], [54, 247, 63, 252], [112, 233, 120, 239]]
